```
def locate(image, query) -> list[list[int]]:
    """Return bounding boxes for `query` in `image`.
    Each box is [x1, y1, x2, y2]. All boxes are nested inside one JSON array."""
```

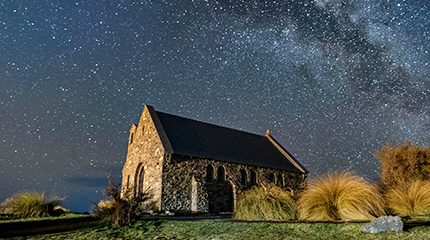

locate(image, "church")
[[121, 105, 308, 213]]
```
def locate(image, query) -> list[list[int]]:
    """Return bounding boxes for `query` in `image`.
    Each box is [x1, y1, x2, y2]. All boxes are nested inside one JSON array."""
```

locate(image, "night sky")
[[2, 0, 430, 213]]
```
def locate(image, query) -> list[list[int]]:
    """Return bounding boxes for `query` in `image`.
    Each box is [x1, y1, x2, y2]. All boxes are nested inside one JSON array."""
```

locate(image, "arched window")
[[134, 163, 145, 195], [126, 175, 130, 189], [206, 165, 214, 183], [269, 173, 276, 184], [217, 166, 225, 183], [277, 174, 283, 187], [138, 166, 145, 194], [240, 169, 247, 186], [130, 133, 134, 144], [250, 170, 257, 186]]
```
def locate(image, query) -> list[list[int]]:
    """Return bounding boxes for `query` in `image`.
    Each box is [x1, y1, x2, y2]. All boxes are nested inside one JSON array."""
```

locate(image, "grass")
[[386, 180, 430, 216], [233, 184, 297, 221], [0, 212, 88, 223], [11, 220, 430, 240], [298, 172, 386, 221], [0, 191, 63, 219]]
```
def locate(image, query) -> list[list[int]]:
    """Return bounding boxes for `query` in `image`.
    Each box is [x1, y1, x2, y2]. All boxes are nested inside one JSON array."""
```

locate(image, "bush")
[[298, 172, 385, 221], [233, 184, 297, 221], [91, 171, 152, 225], [375, 140, 430, 187], [0, 191, 63, 219], [386, 180, 430, 216]]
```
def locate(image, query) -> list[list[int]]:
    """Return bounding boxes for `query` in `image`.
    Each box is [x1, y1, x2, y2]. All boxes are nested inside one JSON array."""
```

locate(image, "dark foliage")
[[91, 171, 153, 225], [375, 140, 430, 187]]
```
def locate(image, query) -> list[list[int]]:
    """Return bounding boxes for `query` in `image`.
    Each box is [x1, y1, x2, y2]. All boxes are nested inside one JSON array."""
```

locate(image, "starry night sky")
[[1, 0, 430, 212]]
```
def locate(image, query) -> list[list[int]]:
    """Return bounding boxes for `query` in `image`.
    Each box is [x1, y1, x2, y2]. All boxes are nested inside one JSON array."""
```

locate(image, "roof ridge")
[[155, 110, 265, 138]]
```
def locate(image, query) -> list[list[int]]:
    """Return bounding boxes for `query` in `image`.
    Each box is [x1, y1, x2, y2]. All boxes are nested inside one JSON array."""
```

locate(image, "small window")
[[250, 170, 257, 186], [270, 173, 276, 184], [206, 165, 214, 183], [277, 174, 283, 187], [138, 167, 145, 193], [126, 175, 130, 189], [130, 133, 134, 144], [240, 169, 247, 186], [217, 166, 225, 183]]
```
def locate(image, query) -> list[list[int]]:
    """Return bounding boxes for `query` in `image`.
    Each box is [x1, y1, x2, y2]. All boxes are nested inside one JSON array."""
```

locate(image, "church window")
[[217, 166, 225, 182], [250, 170, 257, 186], [126, 175, 130, 189], [240, 169, 247, 186], [206, 165, 214, 183], [277, 174, 283, 187], [135, 163, 145, 195], [138, 166, 145, 194], [270, 173, 276, 184]]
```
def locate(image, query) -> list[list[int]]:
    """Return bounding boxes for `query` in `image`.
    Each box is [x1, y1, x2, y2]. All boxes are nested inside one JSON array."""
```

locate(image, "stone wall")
[[121, 107, 165, 209], [161, 154, 307, 213]]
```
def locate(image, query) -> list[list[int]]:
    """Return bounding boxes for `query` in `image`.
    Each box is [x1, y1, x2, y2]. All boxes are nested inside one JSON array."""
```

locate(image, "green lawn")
[[10, 220, 430, 240]]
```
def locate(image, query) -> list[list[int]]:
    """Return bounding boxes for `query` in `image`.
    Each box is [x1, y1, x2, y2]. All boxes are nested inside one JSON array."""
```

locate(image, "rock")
[[165, 210, 174, 216], [361, 216, 403, 233]]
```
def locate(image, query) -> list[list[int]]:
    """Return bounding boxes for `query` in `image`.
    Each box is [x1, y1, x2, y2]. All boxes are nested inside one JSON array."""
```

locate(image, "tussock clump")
[[233, 184, 296, 221], [386, 180, 430, 216], [0, 191, 63, 219], [298, 172, 385, 221]]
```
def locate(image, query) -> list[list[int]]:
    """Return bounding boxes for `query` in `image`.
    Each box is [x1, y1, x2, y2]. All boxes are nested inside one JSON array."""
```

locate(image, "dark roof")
[[154, 110, 308, 173]]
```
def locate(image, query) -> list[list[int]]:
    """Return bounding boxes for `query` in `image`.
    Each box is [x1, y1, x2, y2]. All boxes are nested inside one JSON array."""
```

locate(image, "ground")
[[2, 216, 430, 239]]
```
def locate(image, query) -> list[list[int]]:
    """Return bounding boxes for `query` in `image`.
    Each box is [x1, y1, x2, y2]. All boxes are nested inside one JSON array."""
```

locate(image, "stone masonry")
[[161, 154, 306, 212], [121, 107, 165, 210]]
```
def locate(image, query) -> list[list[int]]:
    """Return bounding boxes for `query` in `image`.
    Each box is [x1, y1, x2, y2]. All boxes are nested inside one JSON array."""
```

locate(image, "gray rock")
[[361, 216, 403, 233]]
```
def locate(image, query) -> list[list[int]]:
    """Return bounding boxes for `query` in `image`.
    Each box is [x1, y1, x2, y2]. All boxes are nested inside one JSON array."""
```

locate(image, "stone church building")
[[121, 105, 308, 213]]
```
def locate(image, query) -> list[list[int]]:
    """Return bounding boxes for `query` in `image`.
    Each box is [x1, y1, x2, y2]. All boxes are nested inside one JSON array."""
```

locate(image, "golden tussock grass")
[[0, 191, 63, 219], [298, 172, 386, 221], [233, 184, 297, 221], [386, 180, 430, 216]]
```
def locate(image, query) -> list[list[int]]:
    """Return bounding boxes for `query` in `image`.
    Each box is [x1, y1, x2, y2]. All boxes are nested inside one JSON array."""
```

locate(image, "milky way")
[[1, 0, 430, 212]]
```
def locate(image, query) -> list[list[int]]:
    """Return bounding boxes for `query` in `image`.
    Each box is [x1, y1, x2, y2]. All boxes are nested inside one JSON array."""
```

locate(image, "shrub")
[[386, 180, 430, 216], [91, 171, 152, 225], [298, 172, 385, 221], [0, 191, 63, 219], [233, 184, 297, 221], [375, 140, 430, 187]]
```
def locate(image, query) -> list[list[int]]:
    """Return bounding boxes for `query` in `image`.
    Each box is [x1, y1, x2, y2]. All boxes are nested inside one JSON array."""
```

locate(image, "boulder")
[[360, 216, 403, 233]]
